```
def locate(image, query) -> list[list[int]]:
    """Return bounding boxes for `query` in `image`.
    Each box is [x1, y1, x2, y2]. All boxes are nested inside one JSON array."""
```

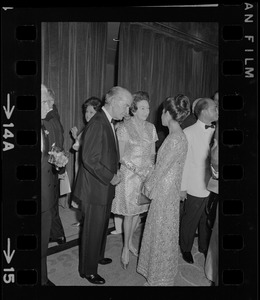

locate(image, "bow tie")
[[205, 124, 215, 129]]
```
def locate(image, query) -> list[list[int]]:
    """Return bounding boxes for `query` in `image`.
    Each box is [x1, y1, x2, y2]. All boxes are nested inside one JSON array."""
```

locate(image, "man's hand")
[[116, 170, 122, 181], [110, 172, 122, 185], [180, 191, 187, 201]]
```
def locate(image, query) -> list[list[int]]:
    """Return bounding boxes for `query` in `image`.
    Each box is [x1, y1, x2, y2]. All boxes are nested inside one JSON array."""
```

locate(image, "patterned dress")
[[137, 131, 188, 286], [111, 117, 158, 216]]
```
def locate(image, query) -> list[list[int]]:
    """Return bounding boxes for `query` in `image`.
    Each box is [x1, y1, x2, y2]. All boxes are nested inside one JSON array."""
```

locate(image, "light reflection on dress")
[[137, 131, 188, 286]]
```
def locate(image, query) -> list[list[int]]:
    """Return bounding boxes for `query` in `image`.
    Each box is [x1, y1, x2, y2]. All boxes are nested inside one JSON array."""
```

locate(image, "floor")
[[47, 199, 212, 286]]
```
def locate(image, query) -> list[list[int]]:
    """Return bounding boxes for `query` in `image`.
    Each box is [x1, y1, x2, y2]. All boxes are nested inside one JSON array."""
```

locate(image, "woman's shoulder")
[[116, 120, 129, 139], [117, 120, 128, 130], [168, 131, 187, 144], [145, 121, 156, 131], [119, 118, 134, 132]]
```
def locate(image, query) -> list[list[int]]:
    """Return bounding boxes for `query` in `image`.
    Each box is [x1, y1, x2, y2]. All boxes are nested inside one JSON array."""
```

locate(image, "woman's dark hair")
[[129, 91, 150, 115], [82, 97, 102, 114], [163, 94, 190, 123]]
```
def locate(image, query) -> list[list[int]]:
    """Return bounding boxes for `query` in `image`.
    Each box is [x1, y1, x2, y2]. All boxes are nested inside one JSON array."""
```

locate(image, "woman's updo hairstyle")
[[163, 94, 190, 124], [129, 91, 150, 115]]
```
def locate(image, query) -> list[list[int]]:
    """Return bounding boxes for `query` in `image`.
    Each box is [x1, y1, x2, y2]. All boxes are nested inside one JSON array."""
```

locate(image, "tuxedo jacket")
[[73, 110, 119, 207], [42, 105, 64, 150], [181, 119, 215, 198], [42, 105, 65, 178], [41, 126, 55, 212]]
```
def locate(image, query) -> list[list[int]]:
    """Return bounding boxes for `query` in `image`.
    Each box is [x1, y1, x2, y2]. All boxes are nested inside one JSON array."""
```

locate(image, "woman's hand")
[[70, 126, 78, 140], [72, 140, 80, 151], [142, 184, 150, 198], [180, 191, 187, 201]]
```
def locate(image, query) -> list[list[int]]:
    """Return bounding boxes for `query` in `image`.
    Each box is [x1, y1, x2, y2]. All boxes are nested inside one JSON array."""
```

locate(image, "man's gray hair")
[[105, 86, 130, 104], [41, 84, 54, 108]]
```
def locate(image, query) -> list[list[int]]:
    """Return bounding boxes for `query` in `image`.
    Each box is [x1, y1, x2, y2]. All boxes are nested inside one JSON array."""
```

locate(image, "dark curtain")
[[42, 22, 107, 188], [118, 23, 218, 126]]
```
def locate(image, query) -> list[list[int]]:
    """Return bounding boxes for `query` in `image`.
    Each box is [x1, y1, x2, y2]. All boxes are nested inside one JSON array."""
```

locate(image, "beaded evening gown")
[[137, 131, 188, 286], [111, 117, 158, 216]]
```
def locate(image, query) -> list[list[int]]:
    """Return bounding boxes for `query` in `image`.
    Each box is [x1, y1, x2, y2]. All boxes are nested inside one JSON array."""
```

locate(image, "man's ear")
[[110, 97, 115, 107], [201, 108, 207, 117]]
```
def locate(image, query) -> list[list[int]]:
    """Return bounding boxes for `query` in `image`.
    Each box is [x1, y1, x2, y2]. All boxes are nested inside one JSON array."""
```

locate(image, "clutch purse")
[[137, 192, 151, 205], [137, 184, 151, 205]]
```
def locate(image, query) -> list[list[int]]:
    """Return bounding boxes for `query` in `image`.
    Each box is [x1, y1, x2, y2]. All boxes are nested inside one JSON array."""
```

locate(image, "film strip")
[[1, 4, 258, 299]]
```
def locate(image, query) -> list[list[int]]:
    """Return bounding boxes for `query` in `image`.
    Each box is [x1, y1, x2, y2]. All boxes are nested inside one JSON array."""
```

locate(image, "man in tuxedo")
[[41, 86, 56, 286], [41, 85, 66, 245], [73, 86, 133, 284], [180, 98, 218, 264]]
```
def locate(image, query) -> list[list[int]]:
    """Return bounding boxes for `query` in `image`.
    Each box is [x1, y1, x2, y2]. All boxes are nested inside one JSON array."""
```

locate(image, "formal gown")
[[137, 131, 188, 286], [204, 135, 219, 284], [205, 204, 219, 285], [111, 117, 158, 216]]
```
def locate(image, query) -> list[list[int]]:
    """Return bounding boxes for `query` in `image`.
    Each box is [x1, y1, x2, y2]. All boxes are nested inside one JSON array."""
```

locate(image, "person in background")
[[212, 91, 219, 107], [70, 97, 102, 215], [72, 86, 133, 285], [204, 122, 219, 286], [180, 98, 218, 264], [41, 84, 66, 246], [71, 97, 102, 176], [137, 94, 190, 286], [41, 85, 56, 286], [180, 97, 201, 129], [179, 97, 202, 221], [111, 91, 158, 270]]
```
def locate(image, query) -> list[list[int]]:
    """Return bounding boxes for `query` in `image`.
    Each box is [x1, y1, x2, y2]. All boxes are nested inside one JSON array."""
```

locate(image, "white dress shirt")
[[181, 119, 215, 197], [102, 106, 117, 140]]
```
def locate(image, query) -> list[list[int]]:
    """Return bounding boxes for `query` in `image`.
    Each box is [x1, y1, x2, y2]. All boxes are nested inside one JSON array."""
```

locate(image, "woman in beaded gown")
[[137, 94, 190, 286], [111, 91, 158, 269]]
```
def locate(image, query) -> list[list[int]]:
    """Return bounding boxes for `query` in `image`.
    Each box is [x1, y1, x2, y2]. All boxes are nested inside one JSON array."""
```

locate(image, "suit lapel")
[[100, 110, 120, 162]]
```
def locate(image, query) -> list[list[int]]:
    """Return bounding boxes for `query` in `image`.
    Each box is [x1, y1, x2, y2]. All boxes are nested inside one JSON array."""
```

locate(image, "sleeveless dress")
[[137, 131, 188, 285], [111, 117, 158, 216]]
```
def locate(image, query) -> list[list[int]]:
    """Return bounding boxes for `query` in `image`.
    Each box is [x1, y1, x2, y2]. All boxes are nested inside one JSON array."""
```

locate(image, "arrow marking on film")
[[3, 93, 15, 120], [3, 238, 15, 264]]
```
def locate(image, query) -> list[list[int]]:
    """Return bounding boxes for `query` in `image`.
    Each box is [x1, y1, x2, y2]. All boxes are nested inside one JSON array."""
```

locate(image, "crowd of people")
[[41, 84, 219, 286]]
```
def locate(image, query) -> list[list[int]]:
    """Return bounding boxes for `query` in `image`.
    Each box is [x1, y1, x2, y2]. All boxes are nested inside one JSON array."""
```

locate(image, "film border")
[[1, 4, 258, 299]]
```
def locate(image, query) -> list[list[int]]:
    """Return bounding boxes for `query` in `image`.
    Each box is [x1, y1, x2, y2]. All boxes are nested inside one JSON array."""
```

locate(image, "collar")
[[44, 108, 54, 121], [196, 119, 215, 131], [47, 108, 53, 114], [102, 106, 113, 123]]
